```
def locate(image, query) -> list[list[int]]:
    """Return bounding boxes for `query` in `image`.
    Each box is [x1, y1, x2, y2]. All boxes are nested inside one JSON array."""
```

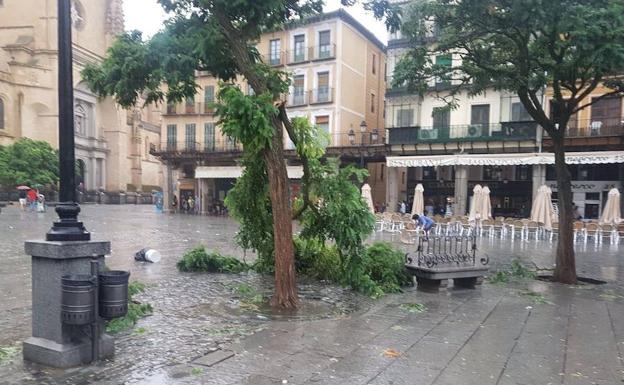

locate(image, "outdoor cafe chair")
[[510, 220, 526, 240], [400, 222, 418, 244], [459, 218, 474, 237], [573, 221, 585, 242], [599, 224, 617, 245], [525, 221, 540, 240], [548, 222, 559, 242], [584, 223, 600, 244]]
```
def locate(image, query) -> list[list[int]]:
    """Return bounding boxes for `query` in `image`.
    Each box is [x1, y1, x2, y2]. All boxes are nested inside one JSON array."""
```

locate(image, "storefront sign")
[[548, 181, 621, 192]]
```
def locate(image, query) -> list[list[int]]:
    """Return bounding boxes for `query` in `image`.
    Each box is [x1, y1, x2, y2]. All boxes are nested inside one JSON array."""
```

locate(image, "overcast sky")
[[123, 0, 388, 43]]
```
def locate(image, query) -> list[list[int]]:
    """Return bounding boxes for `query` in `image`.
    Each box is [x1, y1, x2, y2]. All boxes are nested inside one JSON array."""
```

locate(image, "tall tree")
[[393, 0, 624, 283], [0, 138, 59, 188], [83, 0, 397, 307]]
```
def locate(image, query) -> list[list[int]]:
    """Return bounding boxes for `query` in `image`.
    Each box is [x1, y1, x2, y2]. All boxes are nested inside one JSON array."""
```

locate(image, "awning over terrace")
[[195, 166, 304, 179], [386, 151, 624, 168]]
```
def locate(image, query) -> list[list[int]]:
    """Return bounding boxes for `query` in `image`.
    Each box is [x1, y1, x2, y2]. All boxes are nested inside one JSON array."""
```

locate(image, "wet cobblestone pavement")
[[0, 205, 623, 384]]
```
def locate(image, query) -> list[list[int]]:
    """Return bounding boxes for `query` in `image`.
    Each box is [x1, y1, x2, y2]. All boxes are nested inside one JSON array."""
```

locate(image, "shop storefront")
[[389, 151, 624, 218]]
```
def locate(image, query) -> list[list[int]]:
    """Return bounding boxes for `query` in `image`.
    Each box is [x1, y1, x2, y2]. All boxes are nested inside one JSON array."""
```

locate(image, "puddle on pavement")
[[194, 293, 363, 322]]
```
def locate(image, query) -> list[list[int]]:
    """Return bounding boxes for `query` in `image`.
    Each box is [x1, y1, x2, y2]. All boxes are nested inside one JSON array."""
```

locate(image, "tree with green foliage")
[[393, 0, 624, 284], [0, 138, 59, 189], [82, 0, 397, 307]]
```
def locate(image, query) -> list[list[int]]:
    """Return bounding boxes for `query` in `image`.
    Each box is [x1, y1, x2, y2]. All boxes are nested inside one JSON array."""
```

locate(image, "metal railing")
[[311, 44, 336, 61], [163, 102, 216, 116], [310, 87, 334, 104], [388, 121, 538, 144], [289, 91, 308, 107], [547, 118, 624, 138], [150, 131, 386, 156], [152, 140, 243, 154]]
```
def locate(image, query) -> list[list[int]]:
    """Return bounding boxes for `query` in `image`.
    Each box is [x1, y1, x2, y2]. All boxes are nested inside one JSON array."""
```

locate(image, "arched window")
[[0, 98, 4, 129]]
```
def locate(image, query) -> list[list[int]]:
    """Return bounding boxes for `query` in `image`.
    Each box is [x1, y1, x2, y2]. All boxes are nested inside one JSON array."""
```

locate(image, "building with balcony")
[[540, 84, 624, 219], [383, 2, 623, 219], [385, 44, 543, 216], [154, 9, 387, 213], [0, 0, 163, 198]]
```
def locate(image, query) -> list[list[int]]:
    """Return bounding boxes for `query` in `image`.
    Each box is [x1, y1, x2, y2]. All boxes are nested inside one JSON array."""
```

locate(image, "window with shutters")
[[185, 96, 195, 113], [435, 54, 452, 86], [432, 107, 450, 128], [511, 102, 532, 121], [318, 30, 331, 59], [591, 96, 622, 129], [204, 123, 215, 151], [396, 108, 414, 127], [293, 34, 306, 62], [316, 72, 330, 102], [269, 39, 281, 65], [185, 123, 196, 150], [293, 75, 305, 105], [166, 124, 177, 150]]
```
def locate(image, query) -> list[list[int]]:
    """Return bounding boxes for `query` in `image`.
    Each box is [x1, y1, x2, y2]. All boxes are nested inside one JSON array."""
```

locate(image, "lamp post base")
[[46, 202, 90, 241]]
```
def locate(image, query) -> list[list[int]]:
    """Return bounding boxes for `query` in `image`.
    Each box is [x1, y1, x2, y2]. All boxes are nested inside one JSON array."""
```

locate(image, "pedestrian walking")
[[18, 189, 27, 211], [399, 201, 406, 214], [27, 189, 38, 211], [172, 195, 178, 212]]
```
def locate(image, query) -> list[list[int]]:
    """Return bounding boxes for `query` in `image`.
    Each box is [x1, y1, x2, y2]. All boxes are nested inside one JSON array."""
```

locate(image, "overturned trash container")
[[61, 274, 95, 325], [98, 271, 130, 319], [134, 248, 161, 263]]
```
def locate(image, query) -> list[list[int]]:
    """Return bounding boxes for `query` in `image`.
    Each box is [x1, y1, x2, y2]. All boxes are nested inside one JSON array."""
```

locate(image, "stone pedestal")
[[23, 240, 114, 368]]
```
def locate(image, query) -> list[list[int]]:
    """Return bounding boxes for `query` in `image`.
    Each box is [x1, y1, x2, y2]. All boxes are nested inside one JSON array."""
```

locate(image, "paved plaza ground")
[[0, 205, 623, 384]]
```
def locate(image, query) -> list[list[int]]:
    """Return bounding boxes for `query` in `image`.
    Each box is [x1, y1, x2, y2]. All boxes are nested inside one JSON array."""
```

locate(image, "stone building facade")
[[0, 0, 163, 197], [154, 10, 387, 213]]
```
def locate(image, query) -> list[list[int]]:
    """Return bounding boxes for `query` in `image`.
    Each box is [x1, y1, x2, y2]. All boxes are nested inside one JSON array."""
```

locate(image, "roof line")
[[284, 9, 387, 52]]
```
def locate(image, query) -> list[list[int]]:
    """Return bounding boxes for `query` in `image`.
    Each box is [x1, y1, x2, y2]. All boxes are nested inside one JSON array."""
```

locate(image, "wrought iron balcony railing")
[[163, 102, 216, 116], [545, 118, 624, 138], [388, 121, 538, 144]]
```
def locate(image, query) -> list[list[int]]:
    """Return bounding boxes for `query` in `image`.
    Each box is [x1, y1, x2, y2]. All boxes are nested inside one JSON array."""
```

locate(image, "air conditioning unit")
[[467, 124, 483, 138], [419, 128, 438, 140]]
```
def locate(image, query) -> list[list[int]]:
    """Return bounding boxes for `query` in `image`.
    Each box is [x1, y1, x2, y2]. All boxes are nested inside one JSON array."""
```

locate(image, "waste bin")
[[98, 271, 130, 319], [61, 275, 95, 325]]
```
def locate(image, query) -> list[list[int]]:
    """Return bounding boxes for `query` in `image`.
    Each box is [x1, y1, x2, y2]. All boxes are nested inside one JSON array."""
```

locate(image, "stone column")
[[201, 178, 210, 215], [162, 163, 171, 213], [532, 164, 546, 203], [386, 167, 400, 212], [22, 241, 114, 368], [454, 165, 468, 216]]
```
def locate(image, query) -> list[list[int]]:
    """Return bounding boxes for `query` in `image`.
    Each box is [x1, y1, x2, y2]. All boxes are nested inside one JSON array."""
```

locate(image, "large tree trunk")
[[551, 135, 577, 284], [264, 121, 298, 308]]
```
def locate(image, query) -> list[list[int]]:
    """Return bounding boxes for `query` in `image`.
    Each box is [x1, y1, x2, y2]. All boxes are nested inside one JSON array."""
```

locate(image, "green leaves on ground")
[[520, 291, 550, 305], [177, 246, 250, 273], [106, 281, 153, 334], [0, 138, 59, 189], [488, 260, 537, 284], [0, 345, 19, 365]]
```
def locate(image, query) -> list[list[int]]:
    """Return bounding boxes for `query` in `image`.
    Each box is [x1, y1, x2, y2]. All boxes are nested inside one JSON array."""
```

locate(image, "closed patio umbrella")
[[468, 184, 483, 221], [411, 183, 424, 216], [480, 186, 492, 220], [600, 188, 621, 225], [361, 183, 375, 214], [530, 185, 555, 230]]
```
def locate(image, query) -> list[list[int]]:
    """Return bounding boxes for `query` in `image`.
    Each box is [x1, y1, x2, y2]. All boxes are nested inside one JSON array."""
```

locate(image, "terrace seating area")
[[375, 212, 624, 245]]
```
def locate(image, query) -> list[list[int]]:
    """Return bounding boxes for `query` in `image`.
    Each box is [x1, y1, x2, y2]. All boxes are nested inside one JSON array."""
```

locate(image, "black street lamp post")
[[46, 0, 90, 242], [348, 121, 379, 168]]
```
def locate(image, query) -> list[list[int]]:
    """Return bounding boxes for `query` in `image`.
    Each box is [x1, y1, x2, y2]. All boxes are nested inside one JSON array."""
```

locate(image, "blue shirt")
[[418, 215, 434, 228]]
